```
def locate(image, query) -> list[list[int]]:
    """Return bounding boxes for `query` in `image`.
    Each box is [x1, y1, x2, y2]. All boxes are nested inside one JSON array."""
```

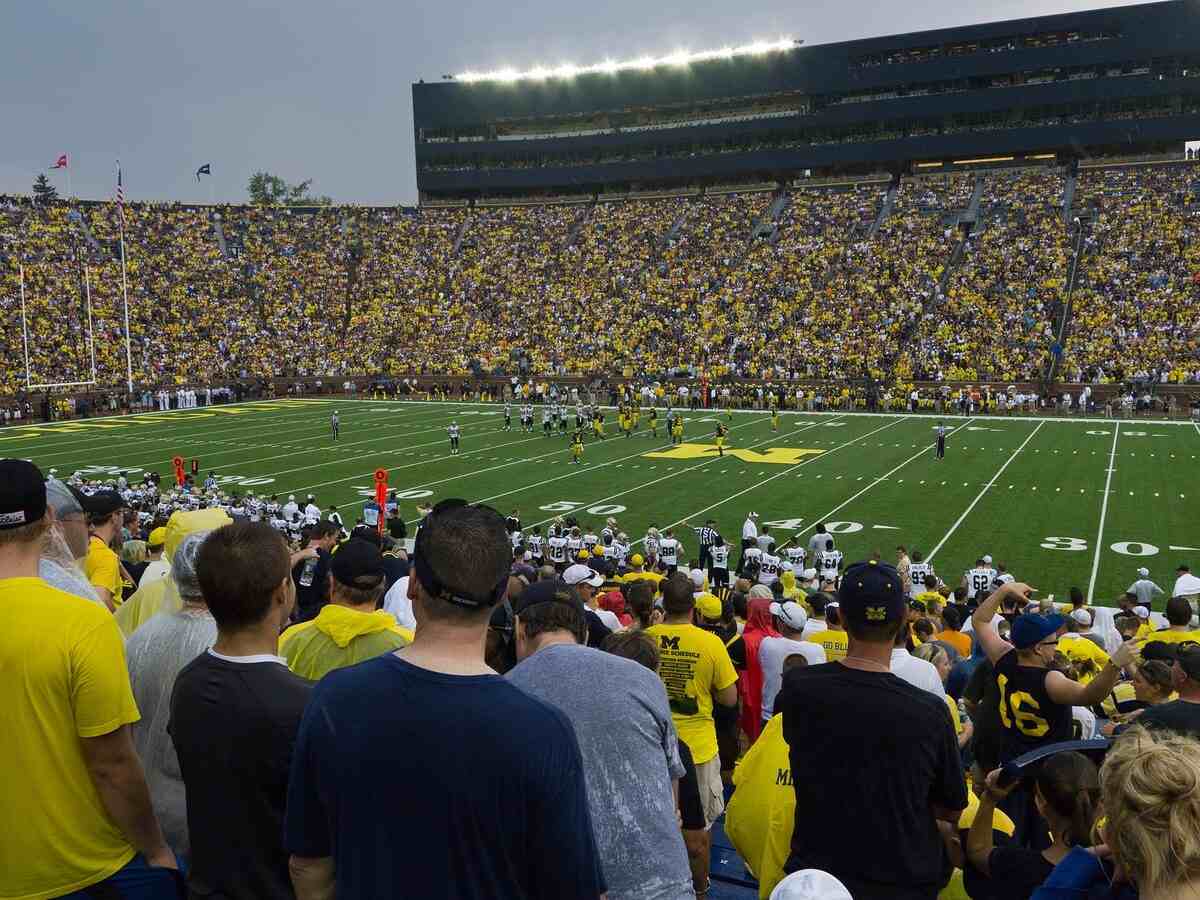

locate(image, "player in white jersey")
[[643, 528, 661, 567], [742, 545, 763, 580], [612, 533, 631, 567], [527, 528, 544, 563], [447, 422, 461, 454], [990, 562, 1014, 592], [658, 529, 682, 574], [963, 557, 998, 600], [503, 403, 512, 431], [709, 537, 731, 589], [542, 406, 552, 436], [582, 530, 599, 552], [522, 405, 534, 432], [818, 548, 844, 585], [784, 539, 807, 571], [547, 533, 568, 568], [757, 551, 782, 586], [907, 553, 934, 598], [566, 527, 584, 562]]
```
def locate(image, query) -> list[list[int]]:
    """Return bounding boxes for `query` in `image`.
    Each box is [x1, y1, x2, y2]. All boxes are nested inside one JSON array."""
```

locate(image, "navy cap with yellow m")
[[837, 559, 906, 632]]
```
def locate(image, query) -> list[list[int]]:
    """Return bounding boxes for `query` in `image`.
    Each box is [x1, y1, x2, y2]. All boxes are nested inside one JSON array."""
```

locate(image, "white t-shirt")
[[800, 619, 828, 642], [759, 636, 827, 719], [742, 518, 758, 541], [593, 607, 622, 631], [889, 648, 947, 698], [382, 576, 416, 631]]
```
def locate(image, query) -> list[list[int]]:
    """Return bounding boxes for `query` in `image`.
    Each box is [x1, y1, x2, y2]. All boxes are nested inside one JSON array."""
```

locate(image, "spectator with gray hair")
[[125, 530, 218, 858], [39, 477, 104, 605]]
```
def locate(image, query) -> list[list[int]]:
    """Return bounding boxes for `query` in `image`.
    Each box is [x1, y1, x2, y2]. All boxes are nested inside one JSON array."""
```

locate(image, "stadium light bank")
[[455, 37, 800, 83]]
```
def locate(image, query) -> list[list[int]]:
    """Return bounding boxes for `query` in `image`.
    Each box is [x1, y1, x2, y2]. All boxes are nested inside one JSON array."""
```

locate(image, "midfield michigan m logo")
[[644, 444, 826, 465]]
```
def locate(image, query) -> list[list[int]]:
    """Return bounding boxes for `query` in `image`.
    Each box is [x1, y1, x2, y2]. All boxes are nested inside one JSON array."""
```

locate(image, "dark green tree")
[[247, 171, 332, 206], [32, 173, 58, 204]]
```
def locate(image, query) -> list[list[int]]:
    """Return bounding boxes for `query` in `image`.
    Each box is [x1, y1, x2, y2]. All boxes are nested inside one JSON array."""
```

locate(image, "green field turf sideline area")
[[3, 397, 1196, 607]]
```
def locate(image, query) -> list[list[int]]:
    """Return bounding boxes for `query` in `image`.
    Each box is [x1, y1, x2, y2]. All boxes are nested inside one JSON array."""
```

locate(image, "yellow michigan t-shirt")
[[84, 536, 124, 606], [0, 577, 140, 899], [645, 623, 737, 765]]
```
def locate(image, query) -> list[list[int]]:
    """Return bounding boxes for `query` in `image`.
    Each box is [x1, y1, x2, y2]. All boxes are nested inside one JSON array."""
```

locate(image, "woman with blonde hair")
[[1099, 726, 1200, 898]]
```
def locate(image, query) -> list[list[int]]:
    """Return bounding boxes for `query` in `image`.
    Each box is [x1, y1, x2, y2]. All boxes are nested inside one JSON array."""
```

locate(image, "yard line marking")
[[927, 421, 1045, 563], [637, 417, 908, 542], [1087, 422, 1121, 602], [799, 420, 974, 535]]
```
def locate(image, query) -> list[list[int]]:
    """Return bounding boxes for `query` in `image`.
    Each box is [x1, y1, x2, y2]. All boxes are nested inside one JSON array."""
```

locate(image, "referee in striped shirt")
[[690, 519, 720, 571]]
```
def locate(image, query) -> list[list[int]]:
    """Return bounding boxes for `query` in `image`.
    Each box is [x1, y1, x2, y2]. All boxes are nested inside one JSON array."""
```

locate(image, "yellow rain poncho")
[[115, 508, 232, 637], [278, 604, 413, 682]]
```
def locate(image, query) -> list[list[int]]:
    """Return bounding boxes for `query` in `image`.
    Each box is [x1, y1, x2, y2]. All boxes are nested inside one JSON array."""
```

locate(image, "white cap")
[[802, 568, 818, 582], [1137, 567, 1150, 578], [748, 511, 759, 519], [689, 568, 706, 589], [983, 555, 993, 565], [770, 870, 853, 900], [770, 600, 808, 632], [288, 495, 295, 501], [1070, 608, 1093, 627], [563, 564, 604, 588], [1133, 605, 1151, 620]]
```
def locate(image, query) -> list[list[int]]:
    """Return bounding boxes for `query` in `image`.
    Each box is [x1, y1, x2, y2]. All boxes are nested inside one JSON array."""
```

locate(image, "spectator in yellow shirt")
[[84, 489, 130, 610], [1141, 596, 1200, 648], [0, 459, 178, 898]]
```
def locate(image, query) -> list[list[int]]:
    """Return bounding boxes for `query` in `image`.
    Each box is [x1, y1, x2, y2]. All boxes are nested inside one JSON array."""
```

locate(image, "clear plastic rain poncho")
[[124, 530, 218, 857], [39, 478, 104, 606], [115, 507, 232, 636]]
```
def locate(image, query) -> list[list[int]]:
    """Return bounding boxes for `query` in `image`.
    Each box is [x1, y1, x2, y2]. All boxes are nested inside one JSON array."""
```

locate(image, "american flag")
[[115, 161, 125, 228]]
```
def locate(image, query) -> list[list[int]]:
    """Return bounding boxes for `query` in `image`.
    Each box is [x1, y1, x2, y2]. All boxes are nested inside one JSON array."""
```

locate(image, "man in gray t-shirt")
[[506, 582, 693, 900]]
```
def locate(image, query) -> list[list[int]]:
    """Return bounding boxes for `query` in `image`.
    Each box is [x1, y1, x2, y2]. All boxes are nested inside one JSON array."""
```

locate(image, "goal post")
[[19, 262, 99, 392]]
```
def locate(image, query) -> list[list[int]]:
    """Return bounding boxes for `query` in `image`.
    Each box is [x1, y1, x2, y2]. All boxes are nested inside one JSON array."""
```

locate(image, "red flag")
[[51, 154, 68, 169]]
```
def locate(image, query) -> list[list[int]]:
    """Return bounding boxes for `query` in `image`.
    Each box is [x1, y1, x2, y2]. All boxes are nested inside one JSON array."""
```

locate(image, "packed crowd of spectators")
[[2, 159, 1197, 399], [6, 457, 1200, 899]]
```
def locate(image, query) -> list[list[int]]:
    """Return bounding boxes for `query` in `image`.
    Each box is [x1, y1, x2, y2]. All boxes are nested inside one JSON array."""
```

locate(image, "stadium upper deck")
[[412, 0, 1200, 199]]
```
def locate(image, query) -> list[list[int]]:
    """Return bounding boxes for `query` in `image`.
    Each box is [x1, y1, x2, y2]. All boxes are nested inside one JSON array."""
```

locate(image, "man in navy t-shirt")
[[285, 500, 605, 899]]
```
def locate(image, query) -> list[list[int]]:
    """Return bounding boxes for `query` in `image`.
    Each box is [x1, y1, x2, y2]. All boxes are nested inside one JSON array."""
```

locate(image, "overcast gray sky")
[[0, 0, 1158, 205]]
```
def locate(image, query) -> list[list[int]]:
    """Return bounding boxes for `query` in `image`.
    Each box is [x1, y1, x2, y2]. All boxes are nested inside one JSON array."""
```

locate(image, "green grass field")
[[4, 398, 1197, 607]]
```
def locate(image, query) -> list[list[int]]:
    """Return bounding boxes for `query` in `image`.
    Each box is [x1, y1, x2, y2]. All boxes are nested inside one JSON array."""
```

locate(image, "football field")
[[4, 398, 1197, 607]]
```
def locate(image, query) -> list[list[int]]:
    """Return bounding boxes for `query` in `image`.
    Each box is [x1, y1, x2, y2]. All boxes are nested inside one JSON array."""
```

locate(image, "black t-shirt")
[[777, 663, 967, 900], [993, 649, 1073, 763], [983, 846, 1056, 900], [291, 547, 331, 621], [284, 654, 605, 899], [1135, 699, 1200, 739], [168, 651, 312, 900], [386, 516, 407, 540], [965, 658, 1004, 771]]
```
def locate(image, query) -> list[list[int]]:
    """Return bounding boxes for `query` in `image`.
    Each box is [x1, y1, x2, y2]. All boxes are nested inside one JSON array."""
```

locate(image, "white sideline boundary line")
[[279, 397, 1199, 428], [927, 421, 1045, 563], [1087, 423, 1121, 602], [803, 419, 977, 533], [638, 417, 908, 543]]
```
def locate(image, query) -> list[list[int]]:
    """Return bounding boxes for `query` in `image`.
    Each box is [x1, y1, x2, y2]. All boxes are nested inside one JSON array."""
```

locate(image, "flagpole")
[[19, 265, 32, 391]]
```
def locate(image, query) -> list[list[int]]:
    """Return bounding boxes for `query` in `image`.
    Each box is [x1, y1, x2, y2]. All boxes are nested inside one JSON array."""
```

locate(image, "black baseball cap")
[[0, 459, 47, 530], [838, 560, 906, 629], [80, 489, 129, 518], [512, 579, 585, 617], [330, 538, 386, 588], [1176, 642, 1200, 681]]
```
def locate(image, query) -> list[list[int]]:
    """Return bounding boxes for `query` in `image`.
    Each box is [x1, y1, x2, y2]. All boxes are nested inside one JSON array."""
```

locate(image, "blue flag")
[[195, 163, 211, 182]]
